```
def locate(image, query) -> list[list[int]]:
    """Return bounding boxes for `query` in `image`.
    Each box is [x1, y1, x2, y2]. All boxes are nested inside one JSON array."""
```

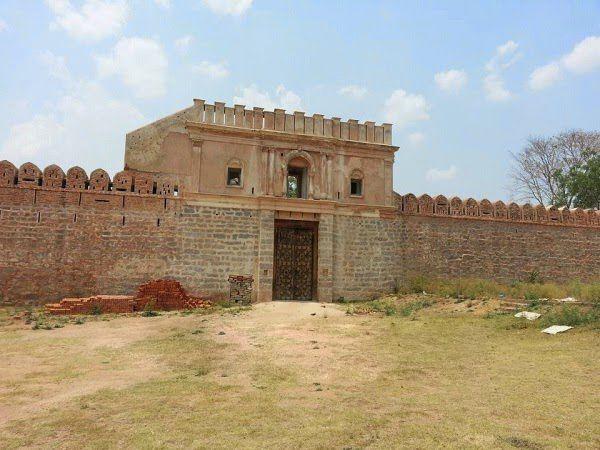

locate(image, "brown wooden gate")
[[273, 220, 317, 301]]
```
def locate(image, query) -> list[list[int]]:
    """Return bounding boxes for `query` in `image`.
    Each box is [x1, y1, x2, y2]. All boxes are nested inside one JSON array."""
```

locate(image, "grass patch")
[[394, 274, 600, 303], [346, 298, 432, 317], [540, 305, 600, 328]]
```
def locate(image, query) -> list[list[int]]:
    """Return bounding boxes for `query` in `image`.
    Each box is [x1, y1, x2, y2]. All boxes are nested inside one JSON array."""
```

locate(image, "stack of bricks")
[[135, 279, 211, 311], [45, 279, 210, 315], [45, 295, 136, 315], [228, 275, 254, 305]]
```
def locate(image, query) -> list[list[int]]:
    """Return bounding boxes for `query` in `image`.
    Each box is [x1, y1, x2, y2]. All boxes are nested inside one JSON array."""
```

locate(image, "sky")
[[0, 0, 599, 201]]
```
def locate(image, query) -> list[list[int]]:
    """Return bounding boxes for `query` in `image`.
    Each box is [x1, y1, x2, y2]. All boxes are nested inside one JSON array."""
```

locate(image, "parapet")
[[189, 99, 393, 145], [397, 192, 600, 228], [0, 161, 180, 197]]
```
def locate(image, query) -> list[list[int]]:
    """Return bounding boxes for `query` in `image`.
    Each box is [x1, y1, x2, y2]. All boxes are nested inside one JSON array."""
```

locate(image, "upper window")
[[350, 169, 364, 197], [350, 178, 363, 196], [227, 167, 242, 186]]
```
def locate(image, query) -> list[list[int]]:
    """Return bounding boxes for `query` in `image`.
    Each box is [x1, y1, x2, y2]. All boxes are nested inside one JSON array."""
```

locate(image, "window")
[[350, 178, 363, 196], [227, 167, 242, 186]]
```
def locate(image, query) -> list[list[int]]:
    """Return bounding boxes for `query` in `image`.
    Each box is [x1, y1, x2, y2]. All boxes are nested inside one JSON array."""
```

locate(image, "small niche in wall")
[[157, 218, 161, 227], [73, 213, 77, 223], [121, 216, 126, 226], [36, 211, 41, 223]]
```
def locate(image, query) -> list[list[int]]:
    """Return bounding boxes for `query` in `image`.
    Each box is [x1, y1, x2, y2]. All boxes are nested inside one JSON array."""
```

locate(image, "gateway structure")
[[1, 99, 599, 304]]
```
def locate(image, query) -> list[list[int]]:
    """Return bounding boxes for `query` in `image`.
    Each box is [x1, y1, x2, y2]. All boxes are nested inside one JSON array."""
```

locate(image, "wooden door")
[[273, 221, 317, 301]]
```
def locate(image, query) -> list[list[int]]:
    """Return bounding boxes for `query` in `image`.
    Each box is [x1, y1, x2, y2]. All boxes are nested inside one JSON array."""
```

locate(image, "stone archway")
[[282, 150, 316, 199]]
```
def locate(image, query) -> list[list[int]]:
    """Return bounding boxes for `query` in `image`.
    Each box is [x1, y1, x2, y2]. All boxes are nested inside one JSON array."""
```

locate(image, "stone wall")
[[0, 162, 260, 304], [400, 214, 600, 284], [332, 214, 402, 301]]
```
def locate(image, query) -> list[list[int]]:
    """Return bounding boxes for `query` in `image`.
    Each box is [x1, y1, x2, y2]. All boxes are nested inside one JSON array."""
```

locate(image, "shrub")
[[141, 301, 159, 317], [540, 305, 600, 327], [90, 305, 102, 316]]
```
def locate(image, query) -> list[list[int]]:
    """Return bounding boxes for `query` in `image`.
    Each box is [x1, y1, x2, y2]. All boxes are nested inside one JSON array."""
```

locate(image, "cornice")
[[185, 121, 398, 156]]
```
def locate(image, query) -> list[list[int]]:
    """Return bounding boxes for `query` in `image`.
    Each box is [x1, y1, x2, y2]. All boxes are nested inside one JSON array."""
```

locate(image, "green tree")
[[556, 150, 600, 209], [510, 130, 600, 207]]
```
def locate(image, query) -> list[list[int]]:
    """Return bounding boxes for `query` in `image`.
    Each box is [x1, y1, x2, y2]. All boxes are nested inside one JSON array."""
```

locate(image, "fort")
[[1, 99, 599, 305]]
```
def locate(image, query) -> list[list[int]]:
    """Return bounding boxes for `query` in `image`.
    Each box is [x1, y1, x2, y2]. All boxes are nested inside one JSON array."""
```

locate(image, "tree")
[[557, 150, 600, 209], [510, 130, 600, 207]]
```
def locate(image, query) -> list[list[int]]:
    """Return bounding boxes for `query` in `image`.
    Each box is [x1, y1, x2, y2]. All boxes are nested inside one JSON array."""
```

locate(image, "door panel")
[[273, 224, 315, 301]]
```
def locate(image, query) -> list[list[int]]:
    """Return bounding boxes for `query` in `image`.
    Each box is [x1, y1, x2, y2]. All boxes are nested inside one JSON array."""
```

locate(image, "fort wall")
[[0, 160, 598, 305], [0, 162, 260, 304]]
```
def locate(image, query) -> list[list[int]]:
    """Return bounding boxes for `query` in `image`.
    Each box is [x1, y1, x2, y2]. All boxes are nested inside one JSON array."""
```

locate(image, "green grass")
[[395, 274, 600, 303]]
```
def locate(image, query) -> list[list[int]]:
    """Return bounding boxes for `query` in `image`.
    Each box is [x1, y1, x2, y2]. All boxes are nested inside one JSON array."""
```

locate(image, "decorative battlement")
[[0, 161, 179, 197], [396, 193, 600, 228], [191, 99, 393, 145]]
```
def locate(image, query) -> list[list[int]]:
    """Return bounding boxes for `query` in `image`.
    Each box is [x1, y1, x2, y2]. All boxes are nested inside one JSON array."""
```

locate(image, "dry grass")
[[0, 299, 598, 449], [395, 274, 600, 304]]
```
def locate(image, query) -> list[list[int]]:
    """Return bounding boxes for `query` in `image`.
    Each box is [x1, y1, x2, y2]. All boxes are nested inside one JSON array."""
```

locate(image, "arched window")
[[287, 156, 309, 198]]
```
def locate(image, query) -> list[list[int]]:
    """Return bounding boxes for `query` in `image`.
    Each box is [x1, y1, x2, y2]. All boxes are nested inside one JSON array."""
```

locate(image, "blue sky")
[[1, 0, 599, 201]]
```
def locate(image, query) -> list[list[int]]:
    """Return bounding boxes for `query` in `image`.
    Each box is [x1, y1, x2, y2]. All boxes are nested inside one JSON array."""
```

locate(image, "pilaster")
[[257, 209, 275, 302], [317, 213, 333, 302]]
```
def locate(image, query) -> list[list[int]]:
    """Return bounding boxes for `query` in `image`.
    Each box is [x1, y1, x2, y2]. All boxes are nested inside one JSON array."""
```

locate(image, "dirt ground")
[[0, 299, 598, 449]]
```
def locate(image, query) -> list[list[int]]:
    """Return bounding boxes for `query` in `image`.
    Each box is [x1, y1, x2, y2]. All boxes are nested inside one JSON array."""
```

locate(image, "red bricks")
[[45, 280, 211, 315]]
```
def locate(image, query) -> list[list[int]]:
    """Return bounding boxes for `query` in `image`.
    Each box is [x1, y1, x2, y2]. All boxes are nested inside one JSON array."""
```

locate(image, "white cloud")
[[338, 85, 368, 99], [0, 81, 144, 172], [202, 0, 253, 16], [154, 0, 171, 8], [484, 40, 521, 102], [528, 36, 600, 91], [434, 69, 468, 93], [407, 132, 425, 147], [485, 40, 522, 72], [529, 61, 562, 91], [175, 35, 194, 54], [193, 60, 229, 79], [40, 50, 71, 82], [1, 115, 64, 159], [561, 35, 600, 74], [96, 37, 168, 99], [45, 0, 129, 41], [0, 18, 7, 32], [383, 89, 430, 129], [484, 73, 511, 102], [426, 165, 458, 182], [233, 85, 302, 111]]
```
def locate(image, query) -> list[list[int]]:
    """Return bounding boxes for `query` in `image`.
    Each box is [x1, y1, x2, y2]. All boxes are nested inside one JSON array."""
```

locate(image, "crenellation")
[[215, 102, 225, 125], [89, 169, 110, 191], [395, 192, 599, 228], [42, 165, 65, 188], [191, 100, 393, 145], [294, 111, 305, 133], [0, 160, 17, 186], [19, 162, 42, 186]]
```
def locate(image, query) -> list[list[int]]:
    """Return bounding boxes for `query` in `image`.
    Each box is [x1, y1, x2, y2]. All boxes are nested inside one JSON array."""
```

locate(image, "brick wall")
[[1, 182, 598, 305], [400, 214, 600, 284], [330, 213, 599, 301], [0, 186, 260, 305]]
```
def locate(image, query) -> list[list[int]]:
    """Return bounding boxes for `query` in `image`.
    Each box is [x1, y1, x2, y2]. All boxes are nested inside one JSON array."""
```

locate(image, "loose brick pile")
[[228, 275, 253, 304], [45, 279, 210, 315], [135, 279, 210, 311]]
